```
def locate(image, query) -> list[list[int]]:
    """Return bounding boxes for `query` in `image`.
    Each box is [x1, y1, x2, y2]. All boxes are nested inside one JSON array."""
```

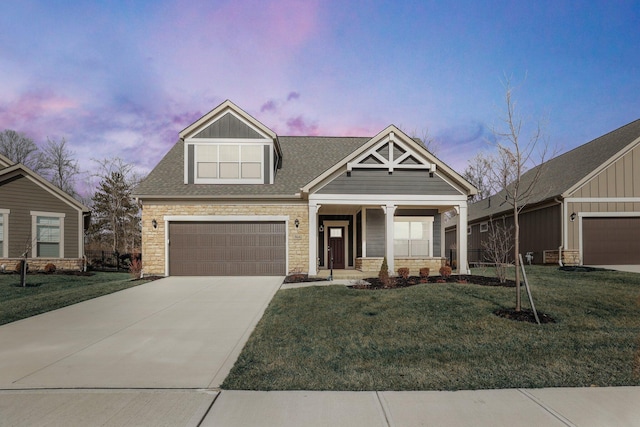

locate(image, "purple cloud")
[[260, 100, 277, 113], [287, 92, 300, 101], [286, 116, 319, 135]]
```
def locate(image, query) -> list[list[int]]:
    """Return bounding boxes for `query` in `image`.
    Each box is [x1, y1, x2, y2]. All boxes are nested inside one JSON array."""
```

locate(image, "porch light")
[[295, 219, 300, 228], [152, 219, 158, 229], [319, 225, 324, 232], [570, 212, 576, 222]]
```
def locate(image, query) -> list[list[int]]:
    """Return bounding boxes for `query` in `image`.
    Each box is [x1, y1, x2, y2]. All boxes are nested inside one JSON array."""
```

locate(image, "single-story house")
[[133, 100, 477, 277], [445, 118, 640, 267], [0, 153, 90, 271]]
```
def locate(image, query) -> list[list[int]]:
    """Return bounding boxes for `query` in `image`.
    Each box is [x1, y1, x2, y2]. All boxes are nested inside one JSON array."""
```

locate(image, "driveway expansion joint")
[[518, 389, 577, 427]]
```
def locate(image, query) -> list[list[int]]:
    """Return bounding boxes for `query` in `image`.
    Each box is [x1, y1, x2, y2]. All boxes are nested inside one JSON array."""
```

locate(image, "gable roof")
[[463, 118, 640, 222], [301, 125, 477, 196], [0, 163, 89, 212], [0, 153, 14, 168], [133, 136, 371, 198]]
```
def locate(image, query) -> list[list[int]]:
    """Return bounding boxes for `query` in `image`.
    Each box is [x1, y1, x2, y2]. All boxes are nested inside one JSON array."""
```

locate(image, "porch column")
[[308, 203, 320, 275], [382, 204, 397, 274], [457, 203, 470, 274]]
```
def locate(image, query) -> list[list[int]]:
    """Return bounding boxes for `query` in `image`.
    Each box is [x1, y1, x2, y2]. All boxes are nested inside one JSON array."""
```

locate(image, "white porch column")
[[457, 203, 469, 274], [382, 204, 397, 274], [308, 203, 320, 275]]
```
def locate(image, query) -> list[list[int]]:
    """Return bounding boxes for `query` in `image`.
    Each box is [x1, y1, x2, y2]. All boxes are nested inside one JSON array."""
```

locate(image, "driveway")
[[0, 276, 282, 389]]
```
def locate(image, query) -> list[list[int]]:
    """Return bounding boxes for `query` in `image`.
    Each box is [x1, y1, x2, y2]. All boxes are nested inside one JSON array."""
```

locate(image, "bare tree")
[[484, 77, 551, 311], [463, 152, 496, 202], [0, 130, 43, 171], [481, 216, 513, 283], [410, 128, 440, 155], [39, 137, 80, 196]]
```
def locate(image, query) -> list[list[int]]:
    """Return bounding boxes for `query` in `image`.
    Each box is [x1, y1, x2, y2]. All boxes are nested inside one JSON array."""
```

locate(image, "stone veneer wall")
[[543, 250, 580, 266], [355, 257, 447, 275], [0, 258, 83, 272], [141, 202, 309, 276]]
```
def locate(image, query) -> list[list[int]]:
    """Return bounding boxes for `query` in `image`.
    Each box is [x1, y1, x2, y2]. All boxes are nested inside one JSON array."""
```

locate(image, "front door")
[[328, 226, 345, 269]]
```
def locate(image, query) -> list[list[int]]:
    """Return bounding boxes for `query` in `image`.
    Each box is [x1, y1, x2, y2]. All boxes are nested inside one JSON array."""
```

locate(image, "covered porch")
[[307, 200, 470, 276]]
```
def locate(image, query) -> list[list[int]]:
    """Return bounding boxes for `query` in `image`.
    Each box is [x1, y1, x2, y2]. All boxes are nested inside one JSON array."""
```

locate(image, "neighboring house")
[[0, 153, 90, 271], [133, 100, 477, 277], [445, 118, 640, 267]]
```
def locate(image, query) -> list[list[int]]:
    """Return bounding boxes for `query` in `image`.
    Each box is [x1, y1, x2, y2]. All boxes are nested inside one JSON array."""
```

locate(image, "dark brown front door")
[[328, 227, 345, 269]]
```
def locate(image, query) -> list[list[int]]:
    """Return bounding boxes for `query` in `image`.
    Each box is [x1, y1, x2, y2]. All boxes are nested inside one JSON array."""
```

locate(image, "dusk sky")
[[1, 0, 639, 193]]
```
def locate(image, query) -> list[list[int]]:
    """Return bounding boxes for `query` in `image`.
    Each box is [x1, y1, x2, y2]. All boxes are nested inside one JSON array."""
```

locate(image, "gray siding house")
[[446, 118, 640, 267], [134, 100, 477, 277], [0, 153, 90, 271]]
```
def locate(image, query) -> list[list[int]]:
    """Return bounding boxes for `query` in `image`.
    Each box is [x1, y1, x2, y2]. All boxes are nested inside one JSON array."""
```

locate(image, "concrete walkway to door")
[[0, 276, 282, 389]]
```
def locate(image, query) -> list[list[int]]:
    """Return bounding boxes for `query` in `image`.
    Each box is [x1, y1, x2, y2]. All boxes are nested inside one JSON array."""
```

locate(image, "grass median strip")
[[0, 272, 147, 325], [223, 266, 640, 391]]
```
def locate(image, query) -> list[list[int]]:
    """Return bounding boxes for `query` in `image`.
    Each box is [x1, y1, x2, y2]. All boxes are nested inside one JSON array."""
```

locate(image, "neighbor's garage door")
[[582, 217, 640, 265], [169, 221, 286, 276]]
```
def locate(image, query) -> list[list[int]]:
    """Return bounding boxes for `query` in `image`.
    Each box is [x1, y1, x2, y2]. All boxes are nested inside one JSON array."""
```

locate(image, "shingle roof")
[[133, 136, 371, 198], [465, 118, 640, 222]]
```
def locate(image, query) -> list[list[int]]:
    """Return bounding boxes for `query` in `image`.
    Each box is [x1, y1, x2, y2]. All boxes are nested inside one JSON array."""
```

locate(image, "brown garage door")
[[169, 221, 286, 276], [583, 217, 640, 265]]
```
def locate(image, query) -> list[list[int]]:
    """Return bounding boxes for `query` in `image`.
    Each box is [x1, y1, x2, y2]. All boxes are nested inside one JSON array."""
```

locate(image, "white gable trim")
[[346, 131, 436, 173], [179, 100, 277, 140]]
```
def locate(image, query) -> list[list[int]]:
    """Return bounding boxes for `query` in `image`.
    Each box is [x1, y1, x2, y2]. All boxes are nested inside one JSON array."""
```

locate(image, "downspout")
[[554, 198, 564, 266]]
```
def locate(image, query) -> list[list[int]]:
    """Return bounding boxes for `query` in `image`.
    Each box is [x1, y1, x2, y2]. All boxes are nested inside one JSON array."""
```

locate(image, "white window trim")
[[0, 209, 9, 258], [393, 216, 434, 258], [188, 141, 267, 184], [480, 222, 489, 233], [467, 226, 472, 235], [30, 211, 65, 258]]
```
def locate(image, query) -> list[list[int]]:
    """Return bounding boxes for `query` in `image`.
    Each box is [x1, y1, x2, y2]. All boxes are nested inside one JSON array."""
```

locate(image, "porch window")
[[394, 217, 433, 257]]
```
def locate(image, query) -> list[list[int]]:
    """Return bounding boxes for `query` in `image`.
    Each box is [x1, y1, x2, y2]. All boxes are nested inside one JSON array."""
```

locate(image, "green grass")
[[223, 266, 640, 391], [0, 271, 147, 325]]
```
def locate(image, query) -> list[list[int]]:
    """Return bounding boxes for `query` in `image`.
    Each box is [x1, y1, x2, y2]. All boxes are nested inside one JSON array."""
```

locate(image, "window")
[[31, 211, 64, 258], [195, 144, 263, 183], [480, 222, 488, 233], [329, 227, 343, 238], [467, 226, 472, 235], [394, 217, 434, 257]]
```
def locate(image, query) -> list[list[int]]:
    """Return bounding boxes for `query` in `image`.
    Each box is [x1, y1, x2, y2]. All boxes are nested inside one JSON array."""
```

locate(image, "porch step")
[[313, 270, 378, 280]]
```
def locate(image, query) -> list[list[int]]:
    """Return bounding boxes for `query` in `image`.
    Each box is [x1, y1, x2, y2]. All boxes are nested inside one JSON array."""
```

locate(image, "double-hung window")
[[195, 144, 263, 183], [394, 217, 434, 257], [31, 212, 64, 258]]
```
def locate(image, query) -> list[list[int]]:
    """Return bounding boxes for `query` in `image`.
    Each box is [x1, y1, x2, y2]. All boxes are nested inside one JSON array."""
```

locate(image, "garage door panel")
[[583, 217, 640, 265], [169, 221, 286, 276]]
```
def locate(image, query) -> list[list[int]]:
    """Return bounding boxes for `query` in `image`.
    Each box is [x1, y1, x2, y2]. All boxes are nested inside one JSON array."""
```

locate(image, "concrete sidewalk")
[[1, 387, 639, 426]]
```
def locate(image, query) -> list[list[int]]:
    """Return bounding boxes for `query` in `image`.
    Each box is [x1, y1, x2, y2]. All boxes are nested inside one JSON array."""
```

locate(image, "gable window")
[[0, 209, 8, 257], [480, 222, 489, 233], [195, 144, 263, 183], [31, 211, 65, 258], [394, 217, 434, 257]]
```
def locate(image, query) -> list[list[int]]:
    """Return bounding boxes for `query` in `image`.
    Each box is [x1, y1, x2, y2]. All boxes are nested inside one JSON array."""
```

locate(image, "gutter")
[[554, 197, 564, 266]]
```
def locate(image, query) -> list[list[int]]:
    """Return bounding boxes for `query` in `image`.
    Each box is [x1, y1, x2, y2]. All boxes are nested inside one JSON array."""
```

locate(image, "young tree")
[[481, 216, 513, 283], [484, 77, 551, 311], [39, 137, 80, 196], [0, 129, 43, 171]]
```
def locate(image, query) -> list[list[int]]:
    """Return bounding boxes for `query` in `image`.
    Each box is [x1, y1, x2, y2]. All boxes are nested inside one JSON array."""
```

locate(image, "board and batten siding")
[[317, 170, 462, 195], [570, 143, 640, 199], [365, 208, 385, 257], [0, 173, 80, 258], [193, 112, 263, 139]]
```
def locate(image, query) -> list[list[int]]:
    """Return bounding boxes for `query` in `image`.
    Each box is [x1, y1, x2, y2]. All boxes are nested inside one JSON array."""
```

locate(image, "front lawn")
[[0, 271, 148, 325], [223, 266, 640, 391]]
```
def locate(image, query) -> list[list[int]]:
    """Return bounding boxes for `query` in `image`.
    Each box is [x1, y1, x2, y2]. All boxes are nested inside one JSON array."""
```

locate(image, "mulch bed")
[[349, 275, 516, 289], [494, 308, 556, 324]]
